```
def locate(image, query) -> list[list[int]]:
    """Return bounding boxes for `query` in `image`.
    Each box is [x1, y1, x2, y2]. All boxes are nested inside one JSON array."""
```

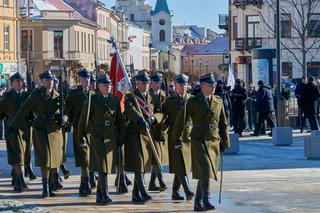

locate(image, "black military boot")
[[13, 174, 21, 192], [194, 180, 203, 211], [11, 168, 15, 186], [157, 173, 167, 192], [18, 173, 29, 192], [201, 179, 215, 211], [179, 175, 194, 200], [131, 176, 142, 204], [125, 173, 132, 185], [117, 174, 128, 194], [135, 173, 151, 202], [25, 165, 37, 181], [83, 176, 92, 196], [98, 174, 112, 205], [148, 173, 159, 191], [79, 177, 85, 197], [50, 172, 63, 191], [42, 178, 49, 198], [96, 182, 102, 204], [89, 172, 97, 189], [171, 175, 184, 200], [60, 164, 71, 180]]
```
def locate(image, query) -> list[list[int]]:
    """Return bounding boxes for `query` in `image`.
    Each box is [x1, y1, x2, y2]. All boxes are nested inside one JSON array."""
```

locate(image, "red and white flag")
[[135, 96, 154, 118], [110, 54, 131, 112]]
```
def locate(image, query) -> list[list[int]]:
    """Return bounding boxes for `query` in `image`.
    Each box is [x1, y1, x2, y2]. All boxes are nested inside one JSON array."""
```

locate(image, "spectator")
[[215, 80, 232, 120], [300, 77, 320, 130], [246, 84, 257, 130], [251, 81, 276, 137], [230, 79, 247, 136], [0, 87, 6, 140]]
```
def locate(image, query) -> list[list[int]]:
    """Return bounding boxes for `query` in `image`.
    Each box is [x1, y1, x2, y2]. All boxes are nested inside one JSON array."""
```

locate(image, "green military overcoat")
[[9, 87, 64, 169], [173, 92, 230, 180], [0, 89, 30, 166], [124, 89, 163, 173], [162, 93, 192, 175], [149, 89, 168, 166], [78, 93, 123, 173], [65, 86, 94, 168]]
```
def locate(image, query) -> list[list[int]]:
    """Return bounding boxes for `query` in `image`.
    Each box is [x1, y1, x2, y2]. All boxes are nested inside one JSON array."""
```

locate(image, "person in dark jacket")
[[295, 76, 308, 132], [215, 80, 232, 121], [251, 81, 276, 136], [300, 77, 320, 130], [230, 79, 247, 136], [246, 84, 257, 130]]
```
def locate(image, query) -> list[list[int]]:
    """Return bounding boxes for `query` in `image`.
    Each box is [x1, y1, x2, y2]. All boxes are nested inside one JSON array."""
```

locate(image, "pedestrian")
[[247, 84, 257, 130], [65, 69, 95, 196], [8, 70, 64, 198], [251, 80, 276, 137], [148, 72, 168, 192], [300, 77, 320, 130], [0, 86, 6, 140], [230, 79, 247, 136], [215, 80, 232, 120], [78, 75, 124, 205], [124, 71, 163, 203], [295, 76, 308, 132], [162, 74, 194, 201], [173, 73, 230, 211], [0, 72, 31, 192]]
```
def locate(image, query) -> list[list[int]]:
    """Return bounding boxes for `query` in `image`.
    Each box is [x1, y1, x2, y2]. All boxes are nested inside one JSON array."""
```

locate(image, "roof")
[[152, 0, 170, 16], [181, 37, 228, 56]]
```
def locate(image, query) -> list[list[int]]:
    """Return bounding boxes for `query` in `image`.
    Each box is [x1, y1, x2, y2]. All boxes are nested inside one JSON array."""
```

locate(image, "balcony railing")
[[235, 37, 262, 50], [233, 0, 263, 9], [218, 14, 229, 30]]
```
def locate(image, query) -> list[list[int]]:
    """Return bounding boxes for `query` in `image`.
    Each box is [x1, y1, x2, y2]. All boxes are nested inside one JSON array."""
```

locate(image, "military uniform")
[[162, 74, 194, 201], [64, 69, 95, 196], [9, 71, 65, 198], [173, 73, 230, 211], [78, 75, 123, 205], [0, 72, 30, 192]]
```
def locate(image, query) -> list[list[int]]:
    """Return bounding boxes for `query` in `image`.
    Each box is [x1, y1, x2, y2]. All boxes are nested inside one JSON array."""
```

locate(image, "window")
[[88, 35, 91, 53], [282, 62, 292, 79], [159, 30, 165, 41], [3, 0, 9, 7], [91, 34, 94, 53], [84, 33, 87, 52], [54, 31, 63, 58], [281, 14, 291, 38], [81, 32, 84, 52], [130, 14, 135, 21], [159, 19, 166, 25], [233, 16, 238, 39], [3, 26, 9, 52], [21, 30, 32, 53], [76, 31, 79, 51], [308, 13, 320, 37], [247, 15, 260, 38]]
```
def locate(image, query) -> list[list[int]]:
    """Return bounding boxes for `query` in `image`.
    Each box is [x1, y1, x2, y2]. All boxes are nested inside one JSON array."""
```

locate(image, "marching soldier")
[[173, 73, 230, 211], [65, 69, 95, 196], [78, 75, 124, 205], [0, 72, 30, 192], [124, 71, 163, 203], [162, 74, 194, 201], [148, 72, 168, 192], [8, 70, 65, 198]]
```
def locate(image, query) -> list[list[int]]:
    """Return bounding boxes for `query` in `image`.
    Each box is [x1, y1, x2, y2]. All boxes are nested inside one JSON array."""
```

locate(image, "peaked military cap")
[[98, 75, 112, 85], [200, 73, 216, 84], [90, 73, 96, 83], [78, 69, 91, 78], [135, 70, 150, 82], [175, 74, 189, 84], [39, 70, 55, 80], [150, 72, 163, 82], [9, 72, 24, 82]]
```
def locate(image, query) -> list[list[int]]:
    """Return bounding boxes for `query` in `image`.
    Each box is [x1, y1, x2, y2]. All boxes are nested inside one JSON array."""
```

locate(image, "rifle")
[[94, 54, 100, 88], [58, 73, 65, 126], [25, 58, 33, 92]]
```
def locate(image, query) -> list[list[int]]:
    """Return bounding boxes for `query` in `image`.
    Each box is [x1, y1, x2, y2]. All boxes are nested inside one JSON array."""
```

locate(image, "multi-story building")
[[19, 0, 97, 84], [0, 0, 18, 87]]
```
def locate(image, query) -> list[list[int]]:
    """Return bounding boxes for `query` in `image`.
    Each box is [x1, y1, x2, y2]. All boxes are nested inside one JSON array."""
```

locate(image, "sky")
[[101, 0, 228, 33]]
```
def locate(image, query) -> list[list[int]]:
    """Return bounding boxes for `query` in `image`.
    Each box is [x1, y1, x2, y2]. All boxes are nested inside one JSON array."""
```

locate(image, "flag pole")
[[108, 37, 163, 172]]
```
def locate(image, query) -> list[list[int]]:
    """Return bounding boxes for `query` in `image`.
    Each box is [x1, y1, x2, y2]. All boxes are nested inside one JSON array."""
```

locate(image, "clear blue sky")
[[102, 0, 228, 33]]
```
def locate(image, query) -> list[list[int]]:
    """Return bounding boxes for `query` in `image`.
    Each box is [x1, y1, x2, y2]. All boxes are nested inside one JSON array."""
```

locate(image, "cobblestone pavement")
[[0, 132, 320, 212]]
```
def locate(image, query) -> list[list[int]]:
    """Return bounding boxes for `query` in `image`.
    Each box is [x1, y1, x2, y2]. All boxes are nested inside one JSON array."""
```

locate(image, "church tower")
[[151, 0, 173, 52]]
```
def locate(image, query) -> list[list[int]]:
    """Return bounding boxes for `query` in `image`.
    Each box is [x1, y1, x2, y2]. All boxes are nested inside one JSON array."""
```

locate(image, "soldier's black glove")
[[146, 116, 157, 126], [6, 127, 17, 136], [80, 137, 88, 148], [174, 139, 183, 150], [138, 117, 149, 130], [220, 141, 226, 153]]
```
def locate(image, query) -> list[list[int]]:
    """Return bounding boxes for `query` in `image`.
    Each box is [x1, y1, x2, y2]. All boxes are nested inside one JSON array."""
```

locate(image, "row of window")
[[184, 59, 222, 68], [2, 25, 9, 52], [232, 13, 320, 39], [97, 13, 111, 30], [2, 0, 9, 7], [75, 31, 95, 55]]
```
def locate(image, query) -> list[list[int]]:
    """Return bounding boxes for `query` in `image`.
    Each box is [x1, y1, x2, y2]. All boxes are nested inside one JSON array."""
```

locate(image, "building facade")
[[0, 0, 18, 87]]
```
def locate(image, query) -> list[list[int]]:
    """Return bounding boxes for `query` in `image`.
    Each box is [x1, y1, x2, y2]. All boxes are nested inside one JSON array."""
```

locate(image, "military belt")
[[192, 123, 218, 130], [93, 120, 115, 127]]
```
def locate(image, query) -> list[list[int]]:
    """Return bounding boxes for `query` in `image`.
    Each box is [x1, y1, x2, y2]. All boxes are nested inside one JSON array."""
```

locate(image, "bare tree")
[[257, 0, 320, 76]]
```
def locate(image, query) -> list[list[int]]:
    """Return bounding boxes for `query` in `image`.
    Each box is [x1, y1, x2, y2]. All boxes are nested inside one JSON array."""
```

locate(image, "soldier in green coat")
[[148, 72, 168, 192], [173, 73, 230, 211], [124, 71, 163, 203], [162, 74, 194, 201], [65, 69, 94, 196], [78, 75, 123, 205], [9, 70, 65, 198], [0, 72, 30, 192]]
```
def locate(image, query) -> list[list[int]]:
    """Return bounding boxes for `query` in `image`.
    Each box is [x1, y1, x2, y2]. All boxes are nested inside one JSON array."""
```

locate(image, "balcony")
[[235, 37, 262, 50], [233, 0, 263, 9], [218, 14, 229, 31]]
